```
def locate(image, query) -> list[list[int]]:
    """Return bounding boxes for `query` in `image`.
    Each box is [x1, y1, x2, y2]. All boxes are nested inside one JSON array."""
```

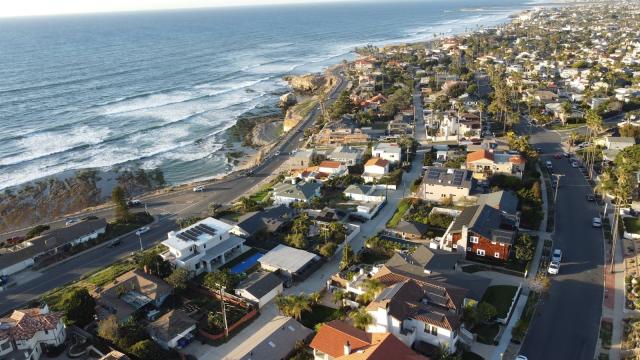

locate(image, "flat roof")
[[258, 244, 319, 274], [163, 217, 233, 250]]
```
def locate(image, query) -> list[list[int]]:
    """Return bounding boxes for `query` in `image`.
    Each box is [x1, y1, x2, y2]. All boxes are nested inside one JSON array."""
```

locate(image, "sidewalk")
[[492, 292, 529, 360], [603, 206, 626, 360]]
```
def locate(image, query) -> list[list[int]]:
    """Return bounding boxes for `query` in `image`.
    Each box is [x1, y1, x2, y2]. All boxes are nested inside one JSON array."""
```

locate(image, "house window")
[[431, 326, 438, 336], [0, 341, 11, 351], [470, 236, 479, 244], [500, 243, 505, 247], [491, 241, 497, 245], [494, 252, 500, 258], [477, 249, 485, 256]]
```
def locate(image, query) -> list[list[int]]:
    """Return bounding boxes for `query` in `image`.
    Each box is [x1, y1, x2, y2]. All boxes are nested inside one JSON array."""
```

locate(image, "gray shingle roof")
[[237, 271, 283, 299]]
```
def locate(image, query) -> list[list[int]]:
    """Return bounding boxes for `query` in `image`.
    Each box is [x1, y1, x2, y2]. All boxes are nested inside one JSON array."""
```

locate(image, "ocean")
[[0, 0, 538, 190]]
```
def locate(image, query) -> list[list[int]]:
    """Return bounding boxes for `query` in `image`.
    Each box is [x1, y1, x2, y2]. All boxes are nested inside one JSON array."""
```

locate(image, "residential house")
[[390, 221, 430, 241], [420, 167, 474, 204], [147, 310, 197, 350], [0, 218, 107, 276], [318, 160, 348, 177], [161, 217, 246, 276], [259, 244, 321, 281], [603, 136, 636, 150], [287, 149, 316, 168], [272, 181, 322, 206], [465, 149, 526, 180], [94, 269, 173, 322], [310, 320, 426, 360], [0, 305, 66, 360], [234, 270, 283, 308], [441, 204, 516, 262], [234, 317, 312, 360], [230, 205, 295, 239], [372, 143, 402, 164], [327, 146, 365, 166], [362, 158, 390, 183], [343, 184, 387, 219], [317, 115, 370, 145], [366, 279, 463, 353]]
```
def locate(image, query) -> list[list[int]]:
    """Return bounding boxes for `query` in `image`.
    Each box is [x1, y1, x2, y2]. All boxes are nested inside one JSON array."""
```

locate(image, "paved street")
[[0, 71, 347, 315], [519, 125, 604, 359]]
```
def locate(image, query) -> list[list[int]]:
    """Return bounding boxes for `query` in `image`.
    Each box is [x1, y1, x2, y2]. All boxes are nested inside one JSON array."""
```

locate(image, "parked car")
[[545, 160, 553, 170], [563, 152, 570, 158], [554, 153, 562, 159], [551, 249, 563, 262], [571, 160, 579, 168], [65, 218, 79, 226], [592, 217, 602, 228], [586, 194, 595, 201], [548, 261, 560, 275], [536, 147, 543, 154], [135, 226, 150, 236], [193, 185, 205, 192]]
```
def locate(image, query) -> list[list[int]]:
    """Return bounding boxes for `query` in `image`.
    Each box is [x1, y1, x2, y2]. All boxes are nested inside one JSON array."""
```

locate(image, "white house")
[[259, 244, 320, 280], [272, 181, 322, 206], [362, 157, 390, 183], [161, 217, 246, 276], [234, 270, 283, 308], [0, 305, 66, 360], [318, 160, 348, 177], [343, 184, 386, 202], [372, 143, 402, 164], [603, 136, 636, 150], [327, 146, 364, 166], [366, 280, 461, 353]]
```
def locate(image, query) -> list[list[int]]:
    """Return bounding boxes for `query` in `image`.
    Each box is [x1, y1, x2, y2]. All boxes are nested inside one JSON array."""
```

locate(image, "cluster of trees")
[[329, 91, 355, 120], [380, 87, 412, 118], [98, 316, 166, 360], [463, 300, 498, 328], [514, 233, 536, 262], [202, 268, 240, 290], [275, 292, 320, 320], [284, 213, 312, 249]]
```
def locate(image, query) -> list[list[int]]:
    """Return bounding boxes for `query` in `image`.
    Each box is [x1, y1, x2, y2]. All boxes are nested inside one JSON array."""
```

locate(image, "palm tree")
[[609, 162, 634, 273], [434, 344, 462, 360], [309, 291, 321, 306], [333, 289, 347, 307], [289, 294, 312, 320], [568, 131, 580, 156], [585, 110, 603, 179], [349, 307, 373, 330], [359, 279, 385, 303]]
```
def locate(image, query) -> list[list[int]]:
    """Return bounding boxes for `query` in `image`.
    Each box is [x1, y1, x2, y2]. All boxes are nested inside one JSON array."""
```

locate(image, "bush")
[[130, 340, 164, 360], [26, 224, 50, 239], [56, 288, 96, 327]]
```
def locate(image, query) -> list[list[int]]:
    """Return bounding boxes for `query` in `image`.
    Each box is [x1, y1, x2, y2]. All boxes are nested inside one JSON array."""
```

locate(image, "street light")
[[552, 173, 565, 204], [137, 233, 144, 252]]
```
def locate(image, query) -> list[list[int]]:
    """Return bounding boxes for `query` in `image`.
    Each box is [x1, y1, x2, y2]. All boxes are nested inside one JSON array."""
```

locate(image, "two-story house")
[[465, 149, 526, 180], [327, 145, 364, 166], [161, 217, 246, 276], [318, 160, 348, 177], [0, 305, 66, 360], [362, 158, 390, 183], [420, 167, 474, 204]]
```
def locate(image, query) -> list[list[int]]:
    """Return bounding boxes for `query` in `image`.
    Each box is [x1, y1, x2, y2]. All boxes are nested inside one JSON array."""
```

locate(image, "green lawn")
[[387, 198, 411, 229], [473, 323, 500, 345], [624, 217, 640, 234], [299, 304, 342, 329], [481, 285, 519, 319], [548, 123, 585, 131]]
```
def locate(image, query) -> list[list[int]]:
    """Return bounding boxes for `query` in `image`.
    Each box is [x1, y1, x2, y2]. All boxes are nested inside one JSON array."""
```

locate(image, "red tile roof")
[[0, 307, 63, 341], [319, 160, 343, 169], [466, 149, 493, 163], [310, 320, 371, 358], [365, 157, 389, 168], [337, 333, 428, 360]]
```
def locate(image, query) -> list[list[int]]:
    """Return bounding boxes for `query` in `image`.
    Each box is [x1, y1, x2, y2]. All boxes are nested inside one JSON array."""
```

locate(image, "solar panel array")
[[175, 223, 218, 242], [427, 168, 442, 180], [452, 170, 465, 186]]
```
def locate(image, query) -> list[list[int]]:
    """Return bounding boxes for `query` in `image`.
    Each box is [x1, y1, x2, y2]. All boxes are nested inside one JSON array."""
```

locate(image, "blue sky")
[[1, 0, 360, 18]]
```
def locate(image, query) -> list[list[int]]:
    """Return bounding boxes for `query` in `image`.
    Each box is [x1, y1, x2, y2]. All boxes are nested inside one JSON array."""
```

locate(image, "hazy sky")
[[0, 0, 353, 18]]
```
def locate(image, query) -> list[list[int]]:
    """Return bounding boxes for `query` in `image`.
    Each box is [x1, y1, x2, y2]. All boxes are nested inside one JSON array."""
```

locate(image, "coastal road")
[[0, 69, 347, 315], [518, 125, 604, 359]]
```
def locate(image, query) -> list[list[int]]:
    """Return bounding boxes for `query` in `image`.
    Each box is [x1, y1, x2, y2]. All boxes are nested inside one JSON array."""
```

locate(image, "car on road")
[[107, 239, 122, 248], [135, 226, 150, 236], [65, 218, 79, 226], [193, 185, 205, 192], [563, 152, 570, 158], [548, 261, 560, 275], [536, 147, 543, 154], [592, 217, 602, 227], [275, 151, 281, 156], [586, 194, 595, 201], [127, 199, 143, 207], [545, 160, 553, 170], [571, 160, 579, 167], [552, 249, 563, 262], [554, 153, 561, 159]]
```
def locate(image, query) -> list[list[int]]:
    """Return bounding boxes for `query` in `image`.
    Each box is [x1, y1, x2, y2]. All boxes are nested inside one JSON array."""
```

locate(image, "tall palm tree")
[[568, 131, 580, 156], [289, 294, 312, 321], [609, 162, 634, 273], [309, 291, 321, 306], [333, 289, 347, 307], [360, 279, 385, 303], [349, 307, 373, 330], [585, 110, 603, 179]]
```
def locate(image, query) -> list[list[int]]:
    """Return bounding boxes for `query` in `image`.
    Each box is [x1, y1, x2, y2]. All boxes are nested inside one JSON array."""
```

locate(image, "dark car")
[[536, 147, 543, 154], [586, 194, 595, 201], [107, 239, 122, 248]]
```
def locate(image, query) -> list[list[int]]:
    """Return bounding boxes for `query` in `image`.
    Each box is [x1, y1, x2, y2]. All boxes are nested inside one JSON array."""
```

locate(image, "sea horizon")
[[0, 0, 545, 191]]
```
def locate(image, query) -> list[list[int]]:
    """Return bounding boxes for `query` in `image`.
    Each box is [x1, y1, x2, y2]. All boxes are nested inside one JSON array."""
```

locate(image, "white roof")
[[373, 142, 401, 153], [162, 217, 233, 251], [258, 244, 319, 273]]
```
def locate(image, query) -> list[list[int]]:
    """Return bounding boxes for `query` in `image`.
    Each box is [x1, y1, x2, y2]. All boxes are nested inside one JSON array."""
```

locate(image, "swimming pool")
[[230, 252, 264, 274]]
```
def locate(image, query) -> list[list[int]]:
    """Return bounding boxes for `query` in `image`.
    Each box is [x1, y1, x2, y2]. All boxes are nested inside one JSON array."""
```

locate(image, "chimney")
[[344, 341, 351, 355]]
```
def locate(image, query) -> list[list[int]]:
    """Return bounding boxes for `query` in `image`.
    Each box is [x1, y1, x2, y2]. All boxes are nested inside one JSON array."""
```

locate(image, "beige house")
[[465, 150, 526, 180], [420, 167, 474, 203]]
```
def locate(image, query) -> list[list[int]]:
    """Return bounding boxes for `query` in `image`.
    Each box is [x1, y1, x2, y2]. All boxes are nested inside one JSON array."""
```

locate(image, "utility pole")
[[552, 173, 565, 204], [137, 233, 144, 252], [219, 284, 229, 337]]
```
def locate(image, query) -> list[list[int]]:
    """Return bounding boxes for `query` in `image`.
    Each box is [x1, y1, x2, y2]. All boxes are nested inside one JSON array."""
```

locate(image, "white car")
[[592, 217, 602, 228], [551, 249, 562, 263], [65, 219, 79, 226], [193, 185, 205, 192], [548, 261, 560, 275], [571, 161, 579, 168], [545, 160, 553, 170], [516, 356, 528, 360], [135, 226, 150, 236]]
